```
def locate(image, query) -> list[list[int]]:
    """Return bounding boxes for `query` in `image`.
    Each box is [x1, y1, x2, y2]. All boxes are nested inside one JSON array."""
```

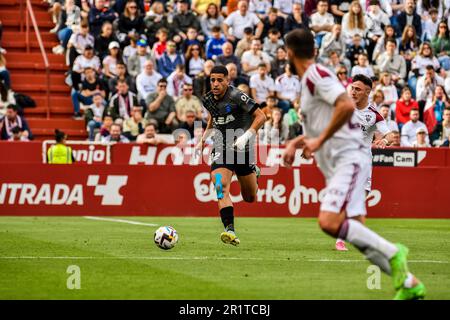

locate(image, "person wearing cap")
[[157, 40, 185, 78], [102, 41, 121, 79], [173, 0, 201, 39], [127, 38, 156, 78], [412, 127, 431, 147], [88, 0, 117, 37], [401, 108, 429, 147]]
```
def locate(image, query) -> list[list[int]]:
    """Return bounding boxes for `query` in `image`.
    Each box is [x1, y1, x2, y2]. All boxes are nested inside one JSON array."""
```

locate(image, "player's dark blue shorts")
[[210, 147, 255, 176]]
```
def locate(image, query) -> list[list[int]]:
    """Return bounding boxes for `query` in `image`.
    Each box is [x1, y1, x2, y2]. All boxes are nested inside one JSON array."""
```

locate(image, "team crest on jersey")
[[365, 114, 372, 123], [225, 104, 232, 113]]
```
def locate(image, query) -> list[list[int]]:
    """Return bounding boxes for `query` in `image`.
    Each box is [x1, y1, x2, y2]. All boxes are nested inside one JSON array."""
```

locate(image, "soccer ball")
[[154, 226, 178, 250]]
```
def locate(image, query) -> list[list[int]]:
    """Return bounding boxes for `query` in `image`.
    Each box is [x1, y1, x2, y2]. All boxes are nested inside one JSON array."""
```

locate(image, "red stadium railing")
[[21, 0, 51, 120]]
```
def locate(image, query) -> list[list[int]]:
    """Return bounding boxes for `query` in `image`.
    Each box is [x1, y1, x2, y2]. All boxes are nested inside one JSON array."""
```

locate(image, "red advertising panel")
[[1, 163, 449, 218]]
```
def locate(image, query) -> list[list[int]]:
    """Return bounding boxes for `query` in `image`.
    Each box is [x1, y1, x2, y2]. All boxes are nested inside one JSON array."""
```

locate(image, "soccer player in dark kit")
[[196, 65, 266, 246]]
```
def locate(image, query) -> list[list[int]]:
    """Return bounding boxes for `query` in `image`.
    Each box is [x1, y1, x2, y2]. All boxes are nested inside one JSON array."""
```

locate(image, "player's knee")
[[318, 215, 340, 237]]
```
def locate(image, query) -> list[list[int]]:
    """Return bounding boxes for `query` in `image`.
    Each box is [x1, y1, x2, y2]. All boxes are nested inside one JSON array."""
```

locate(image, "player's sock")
[[220, 206, 234, 231], [338, 219, 398, 274]]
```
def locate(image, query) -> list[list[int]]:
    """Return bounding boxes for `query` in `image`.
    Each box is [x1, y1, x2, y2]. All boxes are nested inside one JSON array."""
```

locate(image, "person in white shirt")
[[136, 60, 162, 102], [379, 103, 399, 132], [282, 30, 426, 299], [248, 0, 272, 19], [359, 0, 392, 16], [275, 63, 301, 113], [375, 72, 398, 111], [241, 39, 272, 77], [416, 65, 445, 103], [249, 63, 275, 105], [223, 0, 263, 42], [341, 1, 366, 45], [421, 7, 440, 42], [401, 108, 429, 146], [166, 65, 193, 100], [412, 127, 431, 147], [309, 0, 335, 47], [351, 53, 375, 78]]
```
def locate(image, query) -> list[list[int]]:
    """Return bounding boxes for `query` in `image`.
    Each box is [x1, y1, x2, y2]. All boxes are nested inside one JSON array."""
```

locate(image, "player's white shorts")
[[319, 150, 371, 218], [365, 167, 372, 193]]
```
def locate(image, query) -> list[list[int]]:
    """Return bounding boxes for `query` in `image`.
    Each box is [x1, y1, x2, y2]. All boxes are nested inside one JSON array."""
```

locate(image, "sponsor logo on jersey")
[[213, 114, 235, 125]]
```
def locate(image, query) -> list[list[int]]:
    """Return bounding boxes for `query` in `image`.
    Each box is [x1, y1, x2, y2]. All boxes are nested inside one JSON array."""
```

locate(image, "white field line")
[[0, 256, 448, 264], [83, 216, 158, 227]]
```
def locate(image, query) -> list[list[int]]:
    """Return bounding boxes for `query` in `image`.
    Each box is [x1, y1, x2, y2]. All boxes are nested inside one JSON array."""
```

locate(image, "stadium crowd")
[[1, 0, 450, 147]]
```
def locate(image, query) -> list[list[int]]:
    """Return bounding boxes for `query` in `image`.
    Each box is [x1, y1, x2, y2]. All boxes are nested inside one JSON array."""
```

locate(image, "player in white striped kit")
[[282, 29, 425, 299], [335, 74, 393, 251]]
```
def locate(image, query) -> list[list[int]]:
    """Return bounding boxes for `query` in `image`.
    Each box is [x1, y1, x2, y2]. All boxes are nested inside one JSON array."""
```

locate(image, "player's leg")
[[211, 167, 240, 246], [319, 161, 425, 299], [236, 170, 258, 203]]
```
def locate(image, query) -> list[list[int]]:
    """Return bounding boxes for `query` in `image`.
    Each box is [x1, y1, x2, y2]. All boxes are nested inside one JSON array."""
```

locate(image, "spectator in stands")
[[123, 106, 147, 141], [8, 126, 29, 142], [108, 61, 136, 95], [309, 0, 335, 47], [416, 0, 443, 22], [181, 27, 204, 54], [101, 123, 130, 143], [235, 27, 253, 59], [376, 39, 407, 87], [215, 42, 241, 73], [95, 112, 113, 141], [409, 42, 440, 97], [287, 106, 303, 141], [261, 7, 285, 40], [167, 64, 193, 100], [249, 0, 271, 19], [371, 89, 386, 109], [261, 107, 289, 145], [422, 7, 439, 42], [71, 67, 106, 119], [52, 0, 81, 55], [173, 0, 201, 41], [345, 34, 367, 67], [0, 79, 15, 119], [117, 0, 144, 44], [178, 109, 204, 139], [144, 1, 170, 46], [187, 126, 213, 145], [431, 21, 450, 71], [396, 87, 418, 130], [226, 62, 248, 87], [157, 40, 184, 79], [283, 2, 309, 34], [145, 78, 178, 133], [416, 65, 444, 108], [200, 3, 224, 39], [67, 22, 95, 67], [401, 108, 429, 146], [375, 72, 398, 110], [185, 44, 205, 78], [0, 104, 32, 141], [109, 79, 139, 121], [435, 107, 450, 146], [205, 26, 226, 60], [136, 122, 162, 145], [379, 104, 399, 132], [270, 46, 288, 80], [263, 29, 284, 61], [102, 41, 121, 80], [250, 63, 275, 106], [175, 83, 203, 122], [136, 60, 162, 104], [72, 45, 101, 89], [85, 93, 107, 141], [365, 0, 391, 61], [193, 59, 214, 98], [304, 0, 319, 16], [223, 0, 263, 43], [320, 24, 348, 66], [372, 25, 396, 62], [389, 130, 401, 146], [412, 127, 431, 147], [261, 95, 278, 120], [127, 38, 155, 78], [426, 85, 450, 142], [151, 28, 168, 61], [351, 54, 375, 78], [275, 63, 301, 113], [88, 0, 117, 37], [399, 25, 420, 68], [337, 66, 352, 88], [397, 0, 422, 39], [241, 38, 271, 78], [0, 53, 9, 90]]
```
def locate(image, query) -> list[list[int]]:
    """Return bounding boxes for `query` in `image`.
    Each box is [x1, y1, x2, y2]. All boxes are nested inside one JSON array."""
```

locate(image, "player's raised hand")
[[302, 137, 322, 159], [373, 138, 388, 149], [283, 136, 305, 167]]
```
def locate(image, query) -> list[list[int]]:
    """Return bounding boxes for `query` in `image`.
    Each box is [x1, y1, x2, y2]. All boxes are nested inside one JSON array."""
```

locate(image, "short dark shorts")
[[210, 147, 255, 176]]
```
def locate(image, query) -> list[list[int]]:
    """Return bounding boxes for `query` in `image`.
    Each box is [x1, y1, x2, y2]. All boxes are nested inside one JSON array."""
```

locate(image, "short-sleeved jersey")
[[300, 63, 365, 178], [202, 86, 258, 151], [353, 103, 391, 153]]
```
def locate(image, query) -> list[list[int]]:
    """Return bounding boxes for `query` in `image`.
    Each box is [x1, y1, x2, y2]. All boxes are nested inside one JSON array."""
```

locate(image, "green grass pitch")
[[0, 216, 449, 300]]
